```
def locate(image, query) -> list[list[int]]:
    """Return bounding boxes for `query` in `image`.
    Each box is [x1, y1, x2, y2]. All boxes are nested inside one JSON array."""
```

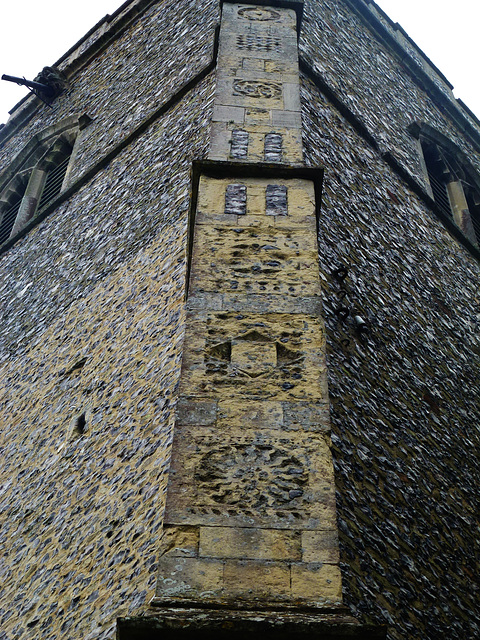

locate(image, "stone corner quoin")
[[0, 1, 478, 640]]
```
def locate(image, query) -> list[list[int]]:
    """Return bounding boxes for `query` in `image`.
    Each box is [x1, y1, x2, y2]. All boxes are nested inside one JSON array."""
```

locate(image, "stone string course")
[[301, 74, 480, 640]]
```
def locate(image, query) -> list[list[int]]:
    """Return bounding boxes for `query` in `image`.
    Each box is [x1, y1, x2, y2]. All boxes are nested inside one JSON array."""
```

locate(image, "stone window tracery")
[[0, 115, 87, 249], [412, 122, 480, 248]]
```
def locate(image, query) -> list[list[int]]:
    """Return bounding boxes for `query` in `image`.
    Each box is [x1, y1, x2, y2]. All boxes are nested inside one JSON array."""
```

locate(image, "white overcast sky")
[[0, 0, 479, 126]]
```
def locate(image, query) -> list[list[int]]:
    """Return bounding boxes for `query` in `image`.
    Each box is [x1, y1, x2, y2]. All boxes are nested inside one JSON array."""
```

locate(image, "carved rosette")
[[238, 7, 281, 21], [233, 79, 282, 99]]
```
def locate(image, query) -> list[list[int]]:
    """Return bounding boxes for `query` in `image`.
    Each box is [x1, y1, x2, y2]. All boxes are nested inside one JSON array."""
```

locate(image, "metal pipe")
[[1, 74, 54, 97]]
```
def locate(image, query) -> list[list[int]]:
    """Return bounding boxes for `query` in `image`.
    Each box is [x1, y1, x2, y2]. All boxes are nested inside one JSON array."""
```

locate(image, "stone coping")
[[118, 606, 387, 639]]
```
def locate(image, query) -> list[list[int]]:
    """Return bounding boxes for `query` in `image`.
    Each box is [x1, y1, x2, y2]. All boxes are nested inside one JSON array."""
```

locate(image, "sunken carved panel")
[[233, 79, 282, 100], [236, 34, 282, 53], [196, 443, 308, 509], [266, 184, 288, 215], [189, 226, 319, 296], [178, 312, 327, 402], [165, 426, 337, 530], [230, 130, 249, 159], [225, 183, 247, 215], [205, 334, 302, 382], [237, 7, 281, 21]]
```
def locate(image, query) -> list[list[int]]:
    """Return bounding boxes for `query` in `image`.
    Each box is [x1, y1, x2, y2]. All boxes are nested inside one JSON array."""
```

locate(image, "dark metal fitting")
[[354, 315, 369, 335], [332, 265, 349, 281], [335, 305, 350, 319], [2, 74, 54, 97]]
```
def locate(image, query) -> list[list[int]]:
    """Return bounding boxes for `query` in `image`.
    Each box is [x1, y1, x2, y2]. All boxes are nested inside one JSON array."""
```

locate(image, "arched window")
[[421, 141, 455, 221], [0, 115, 86, 248], [412, 123, 480, 248], [37, 139, 74, 211]]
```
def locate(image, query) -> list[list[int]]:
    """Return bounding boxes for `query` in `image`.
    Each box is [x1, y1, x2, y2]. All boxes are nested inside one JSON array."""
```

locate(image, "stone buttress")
[[143, 2, 385, 637]]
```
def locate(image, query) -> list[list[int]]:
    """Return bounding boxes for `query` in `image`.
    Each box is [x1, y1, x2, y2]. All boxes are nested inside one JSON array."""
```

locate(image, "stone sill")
[[118, 606, 387, 639]]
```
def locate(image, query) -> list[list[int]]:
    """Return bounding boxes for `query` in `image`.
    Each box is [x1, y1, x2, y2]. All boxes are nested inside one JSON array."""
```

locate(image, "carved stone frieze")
[[233, 79, 282, 100], [179, 312, 326, 402], [237, 7, 281, 21], [165, 427, 337, 530]]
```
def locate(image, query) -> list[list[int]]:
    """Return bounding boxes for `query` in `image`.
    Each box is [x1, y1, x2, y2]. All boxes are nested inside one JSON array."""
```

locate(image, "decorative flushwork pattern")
[[209, 2, 303, 165], [156, 2, 342, 612]]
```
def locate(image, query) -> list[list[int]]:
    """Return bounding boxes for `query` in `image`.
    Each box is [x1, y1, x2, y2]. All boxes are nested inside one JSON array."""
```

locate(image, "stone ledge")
[[118, 607, 387, 639]]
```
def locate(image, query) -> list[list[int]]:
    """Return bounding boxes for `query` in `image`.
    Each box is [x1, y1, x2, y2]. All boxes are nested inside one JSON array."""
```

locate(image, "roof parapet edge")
[[362, 0, 453, 89], [0, 0, 159, 147], [344, 0, 480, 151]]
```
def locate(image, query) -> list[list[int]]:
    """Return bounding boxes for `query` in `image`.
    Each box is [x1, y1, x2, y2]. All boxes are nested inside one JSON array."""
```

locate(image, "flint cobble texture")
[[0, 55, 214, 640], [302, 73, 480, 640]]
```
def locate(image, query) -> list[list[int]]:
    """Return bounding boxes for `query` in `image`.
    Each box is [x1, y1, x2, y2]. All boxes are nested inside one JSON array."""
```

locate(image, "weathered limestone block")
[[156, 0, 345, 621], [199, 526, 302, 560], [165, 425, 337, 529]]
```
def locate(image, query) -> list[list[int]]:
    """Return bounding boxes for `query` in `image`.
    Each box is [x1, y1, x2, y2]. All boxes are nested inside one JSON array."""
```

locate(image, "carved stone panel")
[[237, 7, 282, 22], [233, 79, 282, 100], [196, 441, 308, 509], [178, 312, 327, 402], [165, 426, 337, 530]]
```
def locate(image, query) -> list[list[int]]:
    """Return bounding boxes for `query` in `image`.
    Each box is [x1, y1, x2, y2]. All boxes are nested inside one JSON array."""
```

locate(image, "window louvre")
[[0, 118, 81, 249], [422, 138, 480, 249], [427, 169, 453, 220], [37, 154, 71, 212], [466, 189, 480, 246], [0, 194, 24, 245], [423, 143, 453, 219], [470, 212, 480, 245]]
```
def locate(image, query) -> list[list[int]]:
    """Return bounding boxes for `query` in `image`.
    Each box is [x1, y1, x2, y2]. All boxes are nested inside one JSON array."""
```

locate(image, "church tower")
[[0, 2, 478, 639]]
